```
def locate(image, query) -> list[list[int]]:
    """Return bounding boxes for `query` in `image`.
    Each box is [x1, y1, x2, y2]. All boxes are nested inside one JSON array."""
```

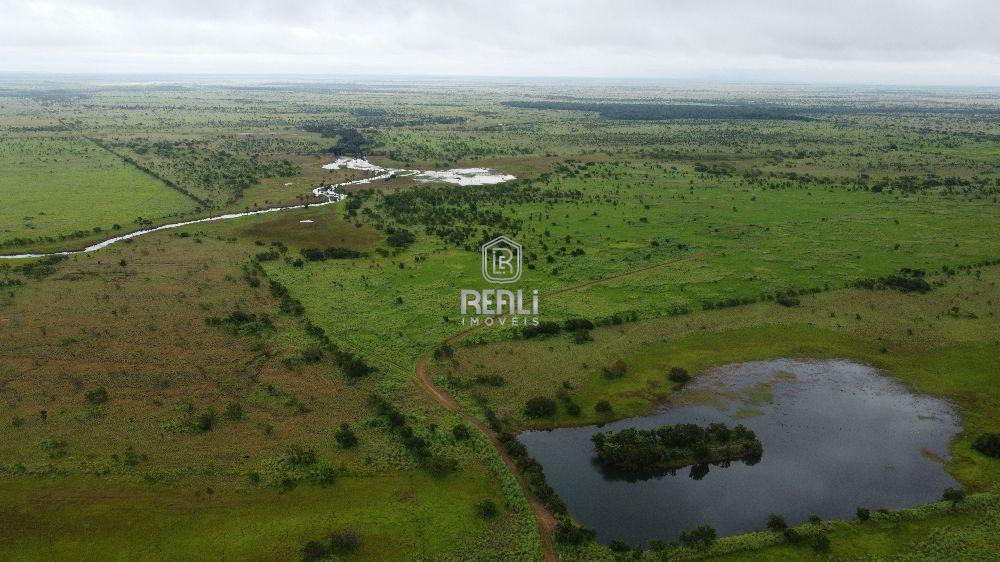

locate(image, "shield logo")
[[481, 236, 522, 283]]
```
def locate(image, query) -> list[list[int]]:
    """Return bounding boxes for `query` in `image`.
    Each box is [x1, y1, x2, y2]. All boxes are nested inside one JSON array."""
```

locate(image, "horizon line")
[[1, 70, 999, 90]]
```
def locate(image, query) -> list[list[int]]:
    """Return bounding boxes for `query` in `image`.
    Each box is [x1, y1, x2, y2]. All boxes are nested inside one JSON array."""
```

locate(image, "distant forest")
[[300, 122, 371, 155], [503, 101, 809, 120]]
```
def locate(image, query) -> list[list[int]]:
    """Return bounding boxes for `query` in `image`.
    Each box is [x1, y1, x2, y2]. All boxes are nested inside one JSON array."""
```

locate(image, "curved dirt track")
[[414, 252, 704, 562]]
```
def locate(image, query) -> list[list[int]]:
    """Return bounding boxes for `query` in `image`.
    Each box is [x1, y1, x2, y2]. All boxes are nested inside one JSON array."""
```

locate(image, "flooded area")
[[321, 156, 515, 186], [518, 359, 960, 546], [1, 157, 514, 259]]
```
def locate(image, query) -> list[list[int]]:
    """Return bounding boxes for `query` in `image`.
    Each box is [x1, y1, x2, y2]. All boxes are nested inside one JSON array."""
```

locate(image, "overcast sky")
[[1, 0, 999, 85]]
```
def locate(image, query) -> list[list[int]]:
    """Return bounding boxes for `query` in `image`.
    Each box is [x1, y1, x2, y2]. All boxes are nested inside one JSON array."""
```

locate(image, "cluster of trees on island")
[[592, 422, 763, 475]]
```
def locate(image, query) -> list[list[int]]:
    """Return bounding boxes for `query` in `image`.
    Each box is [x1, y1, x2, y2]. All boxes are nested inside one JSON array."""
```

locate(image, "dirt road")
[[414, 252, 705, 561]]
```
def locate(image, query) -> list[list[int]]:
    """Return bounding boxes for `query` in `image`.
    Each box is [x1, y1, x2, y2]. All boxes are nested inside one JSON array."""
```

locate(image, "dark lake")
[[518, 359, 960, 546]]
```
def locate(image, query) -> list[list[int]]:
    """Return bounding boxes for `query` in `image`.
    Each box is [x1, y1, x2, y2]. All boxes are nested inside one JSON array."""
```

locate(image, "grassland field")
[[0, 77, 997, 561]]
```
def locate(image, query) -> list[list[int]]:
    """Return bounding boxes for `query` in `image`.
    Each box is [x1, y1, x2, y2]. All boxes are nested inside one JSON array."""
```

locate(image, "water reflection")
[[518, 359, 960, 546]]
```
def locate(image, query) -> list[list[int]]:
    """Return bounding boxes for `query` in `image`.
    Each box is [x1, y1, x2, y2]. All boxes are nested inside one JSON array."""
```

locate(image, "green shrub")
[[329, 530, 360, 554], [335, 423, 358, 449], [386, 228, 415, 248], [300, 540, 327, 561], [767, 513, 788, 532], [608, 539, 630, 552], [972, 433, 1000, 457], [452, 424, 471, 440], [554, 520, 596, 545], [195, 409, 216, 432], [422, 454, 458, 477], [524, 396, 557, 418], [473, 374, 506, 387], [811, 533, 832, 552], [522, 321, 561, 338], [678, 524, 716, 548], [668, 367, 690, 383], [943, 487, 966, 504], [595, 400, 612, 413], [433, 344, 454, 360], [602, 360, 627, 379], [564, 318, 595, 331], [776, 294, 801, 307], [476, 499, 499, 518], [224, 401, 244, 421], [85, 387, 109, 404], [782, 527, 803, 544]]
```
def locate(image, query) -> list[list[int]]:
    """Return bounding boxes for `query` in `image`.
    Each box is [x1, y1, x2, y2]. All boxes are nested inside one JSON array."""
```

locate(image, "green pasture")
[[0, 137, 198, 247]]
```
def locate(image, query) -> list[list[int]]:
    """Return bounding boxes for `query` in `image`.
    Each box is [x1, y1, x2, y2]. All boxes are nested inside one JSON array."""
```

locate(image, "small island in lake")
[[592, 422, 763, 474]]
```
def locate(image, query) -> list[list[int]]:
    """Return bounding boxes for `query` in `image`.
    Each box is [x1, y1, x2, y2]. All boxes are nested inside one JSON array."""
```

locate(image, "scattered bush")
[[522, 321, 561, 338], [571, 329, 593, 344], [776, 294, 801, 307], [433, 344, 454, 360], [386, 227, 416, 248], [332, 349, 375, 380], [668, 367, 690, 383], [564, 318, 595, 331], [595, 400, 613, 413], [39, 439, 68, 459], [300, 247, 325, 261], [942, 487, 966, 505], [767, 513, 788, 532], [328, 530, 360, 555], [206, 310, 274, 336], [554, 520, 596, 545], [811, 533, 832, 552], [524, 396, 557, 418], [224, 401, 244, 421], [602, 360, 628, 380], [452, 424, 471, 440], [476, 499, 499, 518], [854, 268, 932, 294], [972, 433, 1000, 457], [195, 409, 216, 432], [473, 374, 506, 387], [678, 524, 716, 548], [323, 247, 364, 259], [422, 454, 458, 477], [335, 423, 358, 449], [301, 540, 328, 561], [856, 507, 871, 522], [300, 246, 365, 262], [782, 527, 803, 544], [608, 539, 630, 553], [84, 387, 109, 405]]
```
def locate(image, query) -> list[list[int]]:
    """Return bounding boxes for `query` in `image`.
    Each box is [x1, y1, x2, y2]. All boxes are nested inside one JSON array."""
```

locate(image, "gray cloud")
[[1, 0, 998, 84]]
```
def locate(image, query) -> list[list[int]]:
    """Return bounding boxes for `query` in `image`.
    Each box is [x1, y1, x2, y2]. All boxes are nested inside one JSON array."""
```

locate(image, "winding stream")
[[0, 157, 515, 260]]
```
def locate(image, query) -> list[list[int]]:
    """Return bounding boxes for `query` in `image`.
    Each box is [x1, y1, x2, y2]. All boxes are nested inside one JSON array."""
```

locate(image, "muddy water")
[[518, 359, 960, 546]]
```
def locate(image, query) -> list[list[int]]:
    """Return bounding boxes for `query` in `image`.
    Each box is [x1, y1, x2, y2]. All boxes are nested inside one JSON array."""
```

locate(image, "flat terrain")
[[0, 77, 997, 561], [0, 137, 198, 246]]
